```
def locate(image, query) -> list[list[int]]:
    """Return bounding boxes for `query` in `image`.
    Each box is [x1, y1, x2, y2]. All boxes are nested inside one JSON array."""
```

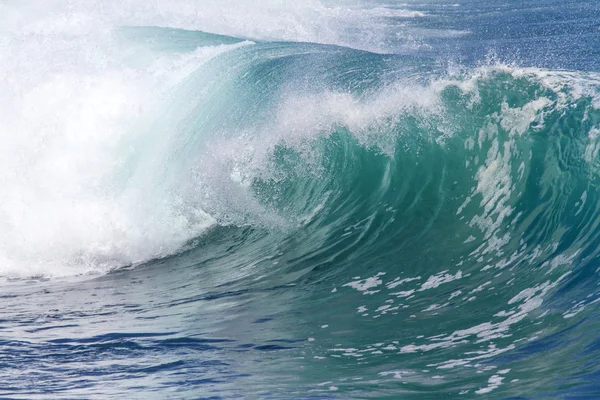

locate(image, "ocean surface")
[[1, 0, 600, 398]]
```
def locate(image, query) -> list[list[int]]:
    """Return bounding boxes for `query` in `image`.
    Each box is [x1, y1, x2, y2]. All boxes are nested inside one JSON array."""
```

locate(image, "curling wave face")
[[2, 1, 600, 398]]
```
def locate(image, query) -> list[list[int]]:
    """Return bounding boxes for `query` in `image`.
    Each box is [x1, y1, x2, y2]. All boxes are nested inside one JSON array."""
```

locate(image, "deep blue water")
[[1, 0, 600, 398]]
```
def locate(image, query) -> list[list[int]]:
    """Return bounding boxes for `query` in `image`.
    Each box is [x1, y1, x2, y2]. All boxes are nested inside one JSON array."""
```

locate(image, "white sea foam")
[[0, 7, 256, 277]]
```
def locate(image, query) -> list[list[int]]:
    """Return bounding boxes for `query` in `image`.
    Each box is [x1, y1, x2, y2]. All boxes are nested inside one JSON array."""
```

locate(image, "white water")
[[0, 0, 420, 278]]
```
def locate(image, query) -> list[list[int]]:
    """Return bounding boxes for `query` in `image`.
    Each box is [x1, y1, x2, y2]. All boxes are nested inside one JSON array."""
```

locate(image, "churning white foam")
[[0, 3, 264, 278]]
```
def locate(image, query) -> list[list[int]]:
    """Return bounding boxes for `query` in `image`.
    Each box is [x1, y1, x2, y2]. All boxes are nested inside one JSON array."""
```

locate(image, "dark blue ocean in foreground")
[[1, 0, 600, 398]]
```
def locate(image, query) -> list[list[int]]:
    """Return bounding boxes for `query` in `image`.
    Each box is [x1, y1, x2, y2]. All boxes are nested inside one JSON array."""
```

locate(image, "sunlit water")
[[1, 1, 600, 398]]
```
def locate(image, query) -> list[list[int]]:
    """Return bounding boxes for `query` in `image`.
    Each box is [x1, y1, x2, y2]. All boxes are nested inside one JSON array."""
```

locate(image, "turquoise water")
[[1, 1, 600, 398]]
